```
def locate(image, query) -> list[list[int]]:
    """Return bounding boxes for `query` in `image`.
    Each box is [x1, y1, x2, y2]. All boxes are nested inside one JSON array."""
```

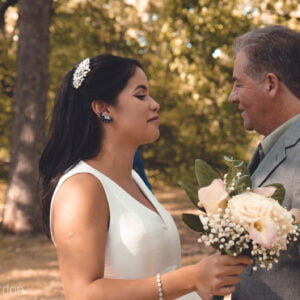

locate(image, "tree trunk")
[[2, 0, 52, 233]]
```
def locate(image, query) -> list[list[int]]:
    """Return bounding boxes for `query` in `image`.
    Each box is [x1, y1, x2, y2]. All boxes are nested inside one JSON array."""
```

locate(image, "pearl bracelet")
[[156, 273, 164, 300]]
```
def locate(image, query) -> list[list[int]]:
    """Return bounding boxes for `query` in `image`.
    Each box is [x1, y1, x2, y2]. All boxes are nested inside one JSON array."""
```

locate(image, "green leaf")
[[178, 181, 200, 209], [266, 183, 285, 205], [235, 174, 252, 194], [195, 159, 220, 188], [224, 155, 240, 164], [182, 213, 204, 232], [224, 156, 252, 194], [223, 248, 236, 256]]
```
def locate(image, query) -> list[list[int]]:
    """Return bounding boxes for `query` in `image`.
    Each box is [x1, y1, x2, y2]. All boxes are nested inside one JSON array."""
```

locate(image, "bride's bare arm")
[[52, 173, 251, 300]]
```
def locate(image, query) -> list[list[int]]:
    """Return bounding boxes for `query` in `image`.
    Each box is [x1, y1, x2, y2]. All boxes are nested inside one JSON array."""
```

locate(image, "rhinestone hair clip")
[[72, 58, 91, 89]]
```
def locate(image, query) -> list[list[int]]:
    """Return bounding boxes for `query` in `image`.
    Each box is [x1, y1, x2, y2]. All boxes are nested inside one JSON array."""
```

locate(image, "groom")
[[228, 25, 300, 300]]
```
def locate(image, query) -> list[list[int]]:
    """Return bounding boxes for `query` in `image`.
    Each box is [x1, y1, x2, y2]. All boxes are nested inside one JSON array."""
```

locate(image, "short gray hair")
[[233, 25, 300, 98]]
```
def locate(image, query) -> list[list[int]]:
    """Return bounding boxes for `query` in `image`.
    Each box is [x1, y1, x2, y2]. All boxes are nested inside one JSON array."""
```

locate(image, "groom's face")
[[229, 51, 269, 135]]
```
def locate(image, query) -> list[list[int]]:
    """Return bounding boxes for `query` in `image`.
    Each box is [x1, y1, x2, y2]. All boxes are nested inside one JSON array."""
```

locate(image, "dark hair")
[[233, 25, 300, 98], [39, 54, 143, 237]]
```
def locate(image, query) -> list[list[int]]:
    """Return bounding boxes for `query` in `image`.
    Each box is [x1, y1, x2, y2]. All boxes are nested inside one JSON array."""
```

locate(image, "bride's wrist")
[[159, 266, 197, 299], [180, 265, 198, 293], [187, 261, 208, 293]]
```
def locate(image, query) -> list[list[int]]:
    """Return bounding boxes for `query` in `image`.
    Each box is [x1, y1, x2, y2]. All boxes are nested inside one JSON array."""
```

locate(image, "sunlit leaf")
[[195, 159, 220, 188]]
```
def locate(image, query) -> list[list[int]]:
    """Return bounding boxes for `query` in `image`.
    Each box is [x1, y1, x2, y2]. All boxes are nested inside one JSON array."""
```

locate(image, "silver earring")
[[100, 112, 113, 123]]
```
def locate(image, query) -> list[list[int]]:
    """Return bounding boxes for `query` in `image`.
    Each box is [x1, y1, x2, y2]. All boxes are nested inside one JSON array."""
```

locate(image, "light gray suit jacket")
[[232, 120, 300, 300]]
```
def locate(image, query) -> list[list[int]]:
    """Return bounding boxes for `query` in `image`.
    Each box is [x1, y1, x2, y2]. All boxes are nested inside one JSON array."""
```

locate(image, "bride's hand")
[[196, 290, 211, 300], [191, 253, 252, 296]]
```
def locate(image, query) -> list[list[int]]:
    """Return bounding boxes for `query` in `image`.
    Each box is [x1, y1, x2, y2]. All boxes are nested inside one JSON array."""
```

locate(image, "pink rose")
[[198, 179, 229, 215], [252, 186, 276, 198], [248, 217, 277, 249]]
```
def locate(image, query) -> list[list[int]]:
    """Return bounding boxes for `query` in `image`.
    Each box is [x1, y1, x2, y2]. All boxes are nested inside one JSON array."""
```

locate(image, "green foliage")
[[141, 0, 255, 184], [49, 0, 144, 106], [195, 159, 220, 188], [2, 0, 300, 185], [224, 156, 252, 195], [178, 181, 200, 209], [266, 183, 286, 205], [182, 213, 203, 232], [0, 26, 16, 162]]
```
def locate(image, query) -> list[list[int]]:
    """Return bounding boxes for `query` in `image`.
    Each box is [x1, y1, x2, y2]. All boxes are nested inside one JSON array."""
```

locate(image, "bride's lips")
[[147, 115, 159, 123]]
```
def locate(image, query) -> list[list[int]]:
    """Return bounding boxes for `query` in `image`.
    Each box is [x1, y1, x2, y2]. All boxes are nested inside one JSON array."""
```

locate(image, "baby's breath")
[[183, 157, 300, 272]]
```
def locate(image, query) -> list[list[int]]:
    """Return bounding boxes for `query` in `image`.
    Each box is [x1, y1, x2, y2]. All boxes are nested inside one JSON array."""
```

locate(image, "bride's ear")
[[91, 100, 110, 116]]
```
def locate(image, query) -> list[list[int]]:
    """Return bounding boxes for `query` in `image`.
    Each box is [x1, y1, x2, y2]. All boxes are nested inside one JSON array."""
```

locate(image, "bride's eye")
[[135, 95, 146, 100]]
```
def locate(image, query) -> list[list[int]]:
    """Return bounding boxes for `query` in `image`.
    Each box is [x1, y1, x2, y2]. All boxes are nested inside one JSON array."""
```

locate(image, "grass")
[[0, 186, 212, 299]]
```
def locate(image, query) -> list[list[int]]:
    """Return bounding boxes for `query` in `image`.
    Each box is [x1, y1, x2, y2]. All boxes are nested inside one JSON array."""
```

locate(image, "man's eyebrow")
[[133, 85, 147, 91]]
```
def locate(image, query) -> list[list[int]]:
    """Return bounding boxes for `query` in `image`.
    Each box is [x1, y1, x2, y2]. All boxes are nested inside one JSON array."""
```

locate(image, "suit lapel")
[[251, 140, 286, 187], [250, 121, 300, 187]]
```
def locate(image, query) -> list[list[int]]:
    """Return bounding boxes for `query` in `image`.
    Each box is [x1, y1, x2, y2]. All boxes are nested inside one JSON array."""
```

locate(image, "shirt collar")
[[261, 113, 300, 155]]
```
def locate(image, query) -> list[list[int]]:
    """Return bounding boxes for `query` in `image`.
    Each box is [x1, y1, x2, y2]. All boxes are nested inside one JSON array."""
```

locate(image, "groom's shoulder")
[[278, 120, 300, 148]]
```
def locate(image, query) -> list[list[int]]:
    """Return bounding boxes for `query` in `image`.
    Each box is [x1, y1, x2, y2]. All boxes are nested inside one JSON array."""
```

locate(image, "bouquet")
[[180, 157, 300, 300]]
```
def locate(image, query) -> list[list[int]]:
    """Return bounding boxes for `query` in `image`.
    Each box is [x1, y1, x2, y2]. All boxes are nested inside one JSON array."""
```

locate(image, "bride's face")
[[109, 67, 161, 145]]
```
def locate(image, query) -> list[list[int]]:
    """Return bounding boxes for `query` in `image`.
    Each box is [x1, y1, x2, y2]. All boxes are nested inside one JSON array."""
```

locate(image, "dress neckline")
[[81, 161, 166, 224]]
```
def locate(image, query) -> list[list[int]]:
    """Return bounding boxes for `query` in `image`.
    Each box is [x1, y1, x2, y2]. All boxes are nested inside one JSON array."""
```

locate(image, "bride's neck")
[[86, 144, 136, 182]]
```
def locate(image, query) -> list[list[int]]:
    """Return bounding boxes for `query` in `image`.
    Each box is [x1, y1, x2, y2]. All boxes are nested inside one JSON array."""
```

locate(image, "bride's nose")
[[149, 97, 160, 111]]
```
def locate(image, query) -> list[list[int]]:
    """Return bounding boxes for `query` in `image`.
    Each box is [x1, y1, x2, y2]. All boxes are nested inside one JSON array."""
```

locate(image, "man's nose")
[[228, 88, 238, 103]]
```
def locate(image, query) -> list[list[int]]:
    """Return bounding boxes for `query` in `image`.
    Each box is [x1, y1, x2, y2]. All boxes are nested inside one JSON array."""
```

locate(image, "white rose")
[[228, 192, 274, 224], [228, 192, 295, 249], [228, 192, 277, 248]]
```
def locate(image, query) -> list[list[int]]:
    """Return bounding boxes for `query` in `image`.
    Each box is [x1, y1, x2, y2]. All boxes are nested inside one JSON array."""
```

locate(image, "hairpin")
[[72, 58, 90, 89]]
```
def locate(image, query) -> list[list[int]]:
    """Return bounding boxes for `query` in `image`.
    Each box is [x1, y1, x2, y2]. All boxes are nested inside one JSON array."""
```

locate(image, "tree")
[[138, 0, 300, 184], [140, 0, 255, 184], [45, 0, 300, 185], [1, 0, 300, 202], [0, 0, 18, 179], [2, 0, 52, 233]]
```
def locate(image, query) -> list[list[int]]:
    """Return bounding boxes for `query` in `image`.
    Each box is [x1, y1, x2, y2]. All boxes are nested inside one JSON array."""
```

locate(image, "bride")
[[39, 54, 251, 299]]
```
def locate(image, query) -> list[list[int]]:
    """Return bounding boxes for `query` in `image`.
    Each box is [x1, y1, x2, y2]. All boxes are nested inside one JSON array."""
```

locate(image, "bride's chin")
[[144, 131, 160, 144], [152, 130, 160, 141]]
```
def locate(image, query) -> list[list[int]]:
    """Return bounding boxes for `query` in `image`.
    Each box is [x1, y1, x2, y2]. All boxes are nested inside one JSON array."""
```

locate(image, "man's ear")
[[264, 73, 280, 97], [91, 100, 110, 117]]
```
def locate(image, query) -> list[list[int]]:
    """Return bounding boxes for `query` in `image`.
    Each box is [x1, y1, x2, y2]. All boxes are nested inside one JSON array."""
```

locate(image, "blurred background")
[[0, 0, 299, 298]]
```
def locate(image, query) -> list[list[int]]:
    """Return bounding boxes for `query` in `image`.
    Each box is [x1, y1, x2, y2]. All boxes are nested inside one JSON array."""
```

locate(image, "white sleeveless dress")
[[50, 161, 201, 300]]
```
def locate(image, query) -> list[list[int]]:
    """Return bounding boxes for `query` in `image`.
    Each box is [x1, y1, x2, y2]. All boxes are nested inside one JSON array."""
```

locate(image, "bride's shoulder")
[[59, 171, 104, 195], [51, 172, 109, 244], [52, 172, 107, 219]]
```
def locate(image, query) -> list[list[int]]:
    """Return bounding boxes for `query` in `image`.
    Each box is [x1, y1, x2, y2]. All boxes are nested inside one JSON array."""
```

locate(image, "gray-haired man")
[[229, 25, 300, 300]]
